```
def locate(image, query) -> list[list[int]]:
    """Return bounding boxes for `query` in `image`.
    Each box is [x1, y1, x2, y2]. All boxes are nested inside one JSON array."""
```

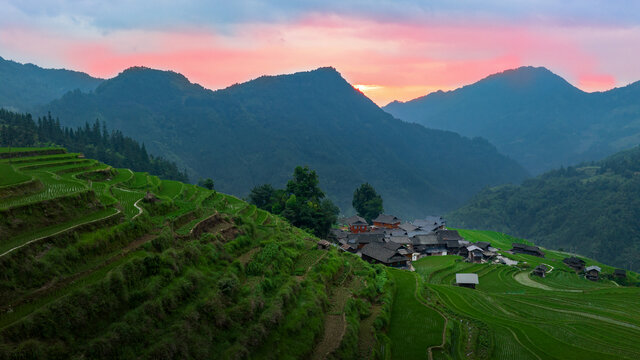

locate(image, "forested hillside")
[[0, 56, 102, 111], [39, 66, 528, 217], [448, 146, 640, 270], [384, 66, 640, 174], [0, 109, 187, 181]]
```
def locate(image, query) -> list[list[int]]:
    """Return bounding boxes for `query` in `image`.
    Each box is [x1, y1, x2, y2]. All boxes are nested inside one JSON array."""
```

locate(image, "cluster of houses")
[[328, 214, 629, 286], [561, 256, 627, 281], [333, 214, 506, 268]]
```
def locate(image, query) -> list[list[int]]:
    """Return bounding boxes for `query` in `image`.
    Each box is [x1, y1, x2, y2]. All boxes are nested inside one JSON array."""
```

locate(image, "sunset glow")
[[1, 1, 639, 105]]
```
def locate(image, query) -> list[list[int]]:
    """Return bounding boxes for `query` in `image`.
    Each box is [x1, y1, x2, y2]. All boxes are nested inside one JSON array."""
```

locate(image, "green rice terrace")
[[1, 148, 640, 359]]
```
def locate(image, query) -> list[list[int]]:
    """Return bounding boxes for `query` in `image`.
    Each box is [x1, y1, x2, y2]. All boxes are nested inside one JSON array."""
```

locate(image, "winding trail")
[[513, 271, 582, 292], [112, 187, 144, 220], [0, 208, 121, 258]]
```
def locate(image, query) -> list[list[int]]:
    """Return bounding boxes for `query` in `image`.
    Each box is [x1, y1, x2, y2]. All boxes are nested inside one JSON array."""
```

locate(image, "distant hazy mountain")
[[39, 66, 528, 217], [0, 56, 103, 111], [384, 66, 640, 174], [447, 145, 640, 270]]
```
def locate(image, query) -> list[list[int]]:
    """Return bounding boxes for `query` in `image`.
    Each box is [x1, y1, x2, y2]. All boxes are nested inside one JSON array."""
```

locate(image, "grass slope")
[[0, 148, 392, 360]]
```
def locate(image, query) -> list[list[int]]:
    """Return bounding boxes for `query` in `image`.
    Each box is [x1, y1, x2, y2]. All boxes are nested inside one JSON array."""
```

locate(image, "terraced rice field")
[[406, 233, 640, 360], [388, 270, 444, 359]]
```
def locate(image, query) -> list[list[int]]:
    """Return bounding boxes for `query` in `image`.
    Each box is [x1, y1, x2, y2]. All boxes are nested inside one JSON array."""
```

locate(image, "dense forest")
[[448, 146, 640, 271], [0, 56, 102, 111], [0, 109, 188, 181], [40, 66, 528, 217], [385, 66, 640, 174]]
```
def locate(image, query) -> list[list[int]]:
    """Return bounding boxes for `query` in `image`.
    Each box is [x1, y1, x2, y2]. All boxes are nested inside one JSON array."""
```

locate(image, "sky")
[[1, 0, 639, 105]]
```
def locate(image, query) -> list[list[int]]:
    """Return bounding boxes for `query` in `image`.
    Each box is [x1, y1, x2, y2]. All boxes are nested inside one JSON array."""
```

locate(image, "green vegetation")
[[0, 109, 187, 181], [0, 148, 392, 359], [42, 65, 528, 217], [249, 166, 339, 238], [352, 183, 383, 223], [448, 145, 640, 271], [396, 230, 640, 360]]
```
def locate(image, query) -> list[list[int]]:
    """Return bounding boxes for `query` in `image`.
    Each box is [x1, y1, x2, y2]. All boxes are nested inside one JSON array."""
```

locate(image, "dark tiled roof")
[[344, 215, 367, 226], [412, 233, 442, 246], [535, 264, 548, 271], [398, 223, 418, 232], [563, 256, 585, 265], [445, 240, 462, 249], [373, 214, 401, 224], [389, 236, 412, 245], [361, 242, 406, 264], [511, 243, 544, 255], [347, 233, 385, 245], [385, 229, 407, 236], [614, 269, 627, 276], [436, 229, 463, 242]]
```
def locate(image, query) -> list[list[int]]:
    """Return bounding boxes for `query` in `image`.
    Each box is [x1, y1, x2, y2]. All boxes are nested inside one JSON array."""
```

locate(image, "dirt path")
[[0, 208, 121, 258], [312, 287, 350, 360], [412, 274, 449, 360], [513, 272, 582, 292], [113, 187, 144, 220], [358, 305, 382, 359]]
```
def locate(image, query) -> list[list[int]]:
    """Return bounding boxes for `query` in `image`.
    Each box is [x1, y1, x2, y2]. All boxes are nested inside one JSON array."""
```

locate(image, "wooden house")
[[466, 245, 484, 263], [511, 243, 545, 257], [585, 265, 601, 281], [317, 240, 331, 250], [532, 264, 548, 277], [563, 256, 586, 271], [347, 233, 385, 249], [345, 215, 369, 233], [455, 273, 479, 289], [614, 269, 627, 279], [361, 242, 409, 268], [412, 216, 446, 232], [373, 214, 401, 229]]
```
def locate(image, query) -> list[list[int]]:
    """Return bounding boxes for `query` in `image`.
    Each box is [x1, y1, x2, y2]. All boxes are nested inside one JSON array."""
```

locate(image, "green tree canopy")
[[352, 183, 384, 223], [285, 166, 325, 201], [249, 166, 337, 237], [198, 178, 215, 190]]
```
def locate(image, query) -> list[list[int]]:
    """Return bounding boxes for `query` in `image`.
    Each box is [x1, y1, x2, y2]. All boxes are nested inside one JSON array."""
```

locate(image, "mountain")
[[0, 56, 103, 111], [384, 66, 640, 174], [39, 66, 529, 218], [447, 145, 640, 270]]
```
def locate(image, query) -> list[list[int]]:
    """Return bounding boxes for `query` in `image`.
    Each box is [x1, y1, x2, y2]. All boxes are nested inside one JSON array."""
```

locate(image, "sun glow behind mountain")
[[1, 1, 638, 105]]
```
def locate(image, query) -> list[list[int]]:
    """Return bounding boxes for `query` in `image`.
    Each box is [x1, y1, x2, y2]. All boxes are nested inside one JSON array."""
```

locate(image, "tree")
[[352, 183, 383, 223], [248, 184, 276, 210], [285, 166, 324, 201], [198, 178, 215, 190], [249, 166, 337, 237]]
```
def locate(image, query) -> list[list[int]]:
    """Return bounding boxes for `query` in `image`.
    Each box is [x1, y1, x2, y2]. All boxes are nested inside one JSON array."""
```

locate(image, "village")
[[324, 213, 625, 288]]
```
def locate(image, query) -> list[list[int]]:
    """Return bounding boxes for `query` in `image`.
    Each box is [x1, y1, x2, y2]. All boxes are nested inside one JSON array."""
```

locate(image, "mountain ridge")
[[38, 64, 529, 218], [383, 66, 640, 174]]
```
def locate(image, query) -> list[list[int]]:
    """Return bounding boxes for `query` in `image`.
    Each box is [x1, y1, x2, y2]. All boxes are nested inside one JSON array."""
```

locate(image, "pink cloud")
[[1, 14, 637, 105]]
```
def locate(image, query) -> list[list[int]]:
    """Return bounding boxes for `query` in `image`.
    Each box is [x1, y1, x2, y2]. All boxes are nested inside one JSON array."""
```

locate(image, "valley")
[[1, 148, 639, 359]]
